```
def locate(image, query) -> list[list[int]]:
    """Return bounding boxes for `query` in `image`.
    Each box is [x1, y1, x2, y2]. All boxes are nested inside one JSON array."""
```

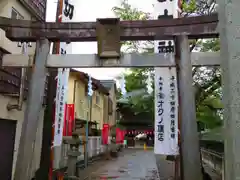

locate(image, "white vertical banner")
[[154, 68, 178, 155], [53, 0, 75, 146], [153, 0, 179, 155]]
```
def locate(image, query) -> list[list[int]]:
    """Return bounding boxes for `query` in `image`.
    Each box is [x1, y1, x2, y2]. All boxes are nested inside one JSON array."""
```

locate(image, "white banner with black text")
[[154, 67, 179, 155], [53, 0, 75, 147], [153, 0, 179, 155]]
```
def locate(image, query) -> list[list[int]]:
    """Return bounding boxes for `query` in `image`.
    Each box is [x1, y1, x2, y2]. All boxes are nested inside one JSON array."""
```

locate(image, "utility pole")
[[176, 35, 202, 180], [218, 0, 240, 180], [14, 38, 50, 180]]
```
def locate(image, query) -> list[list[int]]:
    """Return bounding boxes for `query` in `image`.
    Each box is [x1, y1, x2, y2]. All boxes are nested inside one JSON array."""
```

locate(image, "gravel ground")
[[79, 149, 161, 180]]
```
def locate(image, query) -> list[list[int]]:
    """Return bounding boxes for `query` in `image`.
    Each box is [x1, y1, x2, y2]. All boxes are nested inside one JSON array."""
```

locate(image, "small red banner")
[[102, 124, 109, 145], [63, 104, 75, 136], [116, 128, 124, 144]]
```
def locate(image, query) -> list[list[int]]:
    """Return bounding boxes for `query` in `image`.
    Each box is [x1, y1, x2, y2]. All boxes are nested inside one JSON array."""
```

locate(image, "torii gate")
[[0, 0, 239, 180]]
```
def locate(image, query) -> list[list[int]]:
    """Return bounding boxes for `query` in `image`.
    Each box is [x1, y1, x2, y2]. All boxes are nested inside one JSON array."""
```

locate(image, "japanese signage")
[[53, 68, 69, 146], [153, 0, 179, 155], [169, 76, 177, 140], [102, 124, 109, 145], [154, 68, 178, 155], [53, 0, 75, 147], [18, 0, 47, 21], [63, 104, 75, 136]]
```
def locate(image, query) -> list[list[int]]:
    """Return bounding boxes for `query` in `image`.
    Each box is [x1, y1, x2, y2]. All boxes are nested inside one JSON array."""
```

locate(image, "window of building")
[[79, 100, 84, 118], [85, 96, 89, 107], [96, 92, 100, 105], [11, 8, 24, 20], [31, 16, 36, 21], [86, 111, 89, 121]]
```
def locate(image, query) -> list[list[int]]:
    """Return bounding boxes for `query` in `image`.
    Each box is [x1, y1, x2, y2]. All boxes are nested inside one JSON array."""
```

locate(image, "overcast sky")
[[46, 0, 154, 82]]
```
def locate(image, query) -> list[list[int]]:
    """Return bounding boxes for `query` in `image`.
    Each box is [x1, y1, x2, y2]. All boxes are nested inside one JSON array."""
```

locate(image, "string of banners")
[[125, 130, 154, 135], [153, 0, 179, 155]]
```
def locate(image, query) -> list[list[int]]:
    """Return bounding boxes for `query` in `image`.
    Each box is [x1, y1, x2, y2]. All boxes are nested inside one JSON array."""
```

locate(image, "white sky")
[[46, 0, 153, 81]]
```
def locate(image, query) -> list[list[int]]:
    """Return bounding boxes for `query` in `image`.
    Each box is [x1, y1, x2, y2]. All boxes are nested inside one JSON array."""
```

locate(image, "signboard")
[[153, 0, 179, 155], [63, 104, 75, 136], [102, 124, 109, 145], [53, 69, 68, 146], [18, 0, 47, 21], [53, 0, 75, 147], [154, 68, 179, 155]]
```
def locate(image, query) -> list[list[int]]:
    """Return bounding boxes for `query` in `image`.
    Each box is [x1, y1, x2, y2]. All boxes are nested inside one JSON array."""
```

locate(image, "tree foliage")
[[113, 0, 222, 129], [112, 0, 153, 53]]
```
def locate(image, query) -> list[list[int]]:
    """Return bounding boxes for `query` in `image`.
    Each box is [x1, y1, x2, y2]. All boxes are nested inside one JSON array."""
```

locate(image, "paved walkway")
[[85, 149, 160, 180]]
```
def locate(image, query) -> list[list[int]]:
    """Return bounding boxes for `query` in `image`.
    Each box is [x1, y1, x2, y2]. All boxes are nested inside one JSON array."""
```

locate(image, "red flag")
[[102, 124, 109, 145], [63, 104, 75, 136], [121, 130, 125, 143], [67, 104, 75, 136], [116, 128, 124, 144]]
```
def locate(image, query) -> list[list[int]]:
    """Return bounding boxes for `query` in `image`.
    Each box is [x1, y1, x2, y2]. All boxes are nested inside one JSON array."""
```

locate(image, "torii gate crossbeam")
[[2, 52, 221, 68], [0, 13, 218, 42]]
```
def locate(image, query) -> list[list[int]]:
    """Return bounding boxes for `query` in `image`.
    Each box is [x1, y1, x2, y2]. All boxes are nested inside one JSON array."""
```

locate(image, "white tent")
[[135, 133, 147, 139]]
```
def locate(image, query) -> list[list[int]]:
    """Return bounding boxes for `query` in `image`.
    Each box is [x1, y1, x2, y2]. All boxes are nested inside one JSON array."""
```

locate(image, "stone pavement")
[[84, 149, 160, 180], [155, 155, 175, 180]]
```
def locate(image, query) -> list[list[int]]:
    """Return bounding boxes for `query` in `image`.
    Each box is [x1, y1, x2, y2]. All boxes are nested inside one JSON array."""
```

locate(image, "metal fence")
[[60, 136, 111, 167], [201, 148, 224, 178]]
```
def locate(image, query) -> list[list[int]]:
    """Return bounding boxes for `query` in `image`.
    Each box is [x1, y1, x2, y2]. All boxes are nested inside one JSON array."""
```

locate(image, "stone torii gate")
[[0, 0, 239, 180]]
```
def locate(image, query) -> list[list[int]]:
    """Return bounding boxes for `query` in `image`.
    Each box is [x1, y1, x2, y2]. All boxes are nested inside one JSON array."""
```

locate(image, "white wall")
[[0, 0, 36, 54], [0, 94, 44, 179]]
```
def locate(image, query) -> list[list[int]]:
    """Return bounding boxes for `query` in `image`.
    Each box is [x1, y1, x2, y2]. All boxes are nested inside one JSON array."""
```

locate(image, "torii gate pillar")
[[218, 0, 240, 179]]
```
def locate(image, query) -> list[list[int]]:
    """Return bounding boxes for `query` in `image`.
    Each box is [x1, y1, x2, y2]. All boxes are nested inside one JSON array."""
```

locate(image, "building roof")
[[201, 127, 223, 142], [100, 79, 117, 92], [117, 89, 150, 104], [18, 0, 47, 21], [70, 69, 109, 95]]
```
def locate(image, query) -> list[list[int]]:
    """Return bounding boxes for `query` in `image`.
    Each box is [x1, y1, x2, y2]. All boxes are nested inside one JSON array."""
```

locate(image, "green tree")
[[113, 0, 154, 120], [183, 0, 222, 129], [112, 0, 153, 53], [113, 0, 222, 129]]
